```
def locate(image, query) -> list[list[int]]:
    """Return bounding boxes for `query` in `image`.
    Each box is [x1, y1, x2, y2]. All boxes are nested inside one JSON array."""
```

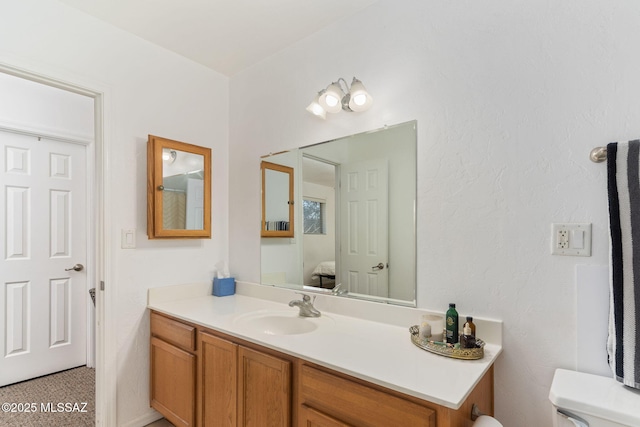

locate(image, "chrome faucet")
[[289, 293, 321, 317]]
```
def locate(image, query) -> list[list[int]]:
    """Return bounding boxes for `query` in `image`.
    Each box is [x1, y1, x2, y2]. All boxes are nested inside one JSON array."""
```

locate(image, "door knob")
[[371, 263, 384, 271], [65, 264, 84, 272]]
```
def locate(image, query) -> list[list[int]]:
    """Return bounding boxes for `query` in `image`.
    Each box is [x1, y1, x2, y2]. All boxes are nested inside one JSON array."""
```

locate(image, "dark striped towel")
[[607, 140, 640, 389]]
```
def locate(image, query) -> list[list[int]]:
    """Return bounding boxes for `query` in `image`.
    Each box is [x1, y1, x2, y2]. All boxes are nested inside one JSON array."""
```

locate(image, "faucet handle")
[[294, 292, 311, 302], [294, 292, 318, 304]]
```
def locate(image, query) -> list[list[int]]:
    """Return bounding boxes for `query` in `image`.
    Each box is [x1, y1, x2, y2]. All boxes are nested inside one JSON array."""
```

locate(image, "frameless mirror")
[[147, 135, 211, 239], [260, 121, 417, 306]]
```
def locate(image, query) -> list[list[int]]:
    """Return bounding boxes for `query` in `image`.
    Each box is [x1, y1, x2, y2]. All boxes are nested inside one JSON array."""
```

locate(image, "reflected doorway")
[[302, 156, 337, 289]]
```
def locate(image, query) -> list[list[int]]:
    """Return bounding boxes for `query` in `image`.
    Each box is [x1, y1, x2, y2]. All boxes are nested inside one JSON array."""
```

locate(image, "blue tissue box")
[[213, 277, 235, 297]]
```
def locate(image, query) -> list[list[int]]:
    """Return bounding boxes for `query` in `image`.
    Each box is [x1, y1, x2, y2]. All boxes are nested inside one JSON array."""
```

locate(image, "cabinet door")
[[200, 332, 238, 427], [150, 337, 196, 427], [300, 404, 352, 427], [238, 346, 291, 427]]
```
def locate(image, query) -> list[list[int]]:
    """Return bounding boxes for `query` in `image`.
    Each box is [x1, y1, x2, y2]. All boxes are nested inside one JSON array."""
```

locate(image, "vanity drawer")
[[151, 312, 196, 352], [299, 364, 436, 427]]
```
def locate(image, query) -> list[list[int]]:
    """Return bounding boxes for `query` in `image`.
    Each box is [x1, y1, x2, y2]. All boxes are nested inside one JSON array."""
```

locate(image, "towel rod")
[[590, 146, 607, 163]]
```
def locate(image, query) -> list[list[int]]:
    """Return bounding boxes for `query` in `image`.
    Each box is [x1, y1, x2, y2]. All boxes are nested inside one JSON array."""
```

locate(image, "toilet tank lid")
[[549, 369, 640, 427]]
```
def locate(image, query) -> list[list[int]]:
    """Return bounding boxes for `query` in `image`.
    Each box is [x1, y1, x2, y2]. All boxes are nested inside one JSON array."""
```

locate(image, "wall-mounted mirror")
[[260, 121, 417, 306], [147, 135, 211, 239], [261, 161, 294, 237]]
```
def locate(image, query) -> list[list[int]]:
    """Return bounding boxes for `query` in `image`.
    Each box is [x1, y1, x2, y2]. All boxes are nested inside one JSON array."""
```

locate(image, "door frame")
[[0, 62, 116, 426]]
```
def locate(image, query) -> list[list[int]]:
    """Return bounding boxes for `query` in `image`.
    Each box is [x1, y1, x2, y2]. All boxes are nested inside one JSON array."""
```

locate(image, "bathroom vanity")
[[148, 283, 502, 427]]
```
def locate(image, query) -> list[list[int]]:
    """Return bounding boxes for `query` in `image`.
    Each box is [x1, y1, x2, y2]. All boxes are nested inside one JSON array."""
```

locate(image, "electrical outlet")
[[557, 230, 569, 249], [551, 223, 592, 256]]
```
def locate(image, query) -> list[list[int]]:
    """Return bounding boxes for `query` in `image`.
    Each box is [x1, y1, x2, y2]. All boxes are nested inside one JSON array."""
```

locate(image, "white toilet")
[[549, 368, 640, 426]]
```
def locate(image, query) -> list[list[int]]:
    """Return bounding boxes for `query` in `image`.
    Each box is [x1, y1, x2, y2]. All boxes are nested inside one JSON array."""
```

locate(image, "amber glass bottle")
[[460, 322, 476, 349], [466, 316, 476, 338]]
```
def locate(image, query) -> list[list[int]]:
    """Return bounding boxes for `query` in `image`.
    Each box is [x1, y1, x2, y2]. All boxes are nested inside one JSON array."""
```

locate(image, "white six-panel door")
[[340, 159, 389, 298], [1, 131, 87, 386]]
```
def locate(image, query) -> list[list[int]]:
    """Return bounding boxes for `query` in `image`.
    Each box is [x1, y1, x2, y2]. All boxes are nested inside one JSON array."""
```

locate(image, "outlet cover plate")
[[551, 223, 591, 256]]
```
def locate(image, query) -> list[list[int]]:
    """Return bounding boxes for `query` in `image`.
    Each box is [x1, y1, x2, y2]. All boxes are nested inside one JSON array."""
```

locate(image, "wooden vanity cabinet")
[[150, 311, 293, 427], [199, 331, 292, 427], [298, 363, 435, 427], [298, 361, 494, 427], [150, 311, 494, 427], [237, 346, 292, 426], [199, 332, 237, 426], [150, 312, 197, 427]]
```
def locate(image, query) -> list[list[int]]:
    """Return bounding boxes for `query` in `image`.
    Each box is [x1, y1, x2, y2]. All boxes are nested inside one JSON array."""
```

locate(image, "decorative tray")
[[409, 325, 485, 360]]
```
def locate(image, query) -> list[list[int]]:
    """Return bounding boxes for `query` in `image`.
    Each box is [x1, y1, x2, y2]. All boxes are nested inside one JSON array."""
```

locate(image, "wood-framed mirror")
[[147, 135, 211, 239], [261, 160, 294, 237]]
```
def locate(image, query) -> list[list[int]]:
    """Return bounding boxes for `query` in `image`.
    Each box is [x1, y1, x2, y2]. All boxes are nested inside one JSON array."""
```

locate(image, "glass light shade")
[[348, 78, 373, 112], [318, 83, 344, 113], [306, 96, 326, 119]]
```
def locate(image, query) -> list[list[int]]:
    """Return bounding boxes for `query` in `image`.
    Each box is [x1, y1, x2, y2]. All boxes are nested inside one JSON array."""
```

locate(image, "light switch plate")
[[551, 223, 591, 256], [121, 229, 136, 249]]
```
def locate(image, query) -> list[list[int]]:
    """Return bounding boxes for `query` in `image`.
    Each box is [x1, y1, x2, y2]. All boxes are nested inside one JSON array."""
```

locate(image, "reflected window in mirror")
[[303, 199, 326, 235], [147, 135, 211, 239]]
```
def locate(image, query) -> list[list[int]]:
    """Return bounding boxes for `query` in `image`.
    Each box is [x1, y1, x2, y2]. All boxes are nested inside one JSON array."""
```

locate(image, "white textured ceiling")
[[57, 0, 379, 76]]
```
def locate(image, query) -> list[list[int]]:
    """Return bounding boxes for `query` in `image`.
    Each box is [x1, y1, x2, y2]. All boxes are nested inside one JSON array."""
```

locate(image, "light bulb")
[[348, 78, 372, 112], [318, 83, 344, 113], [162, 149, 176, 162], [352, 93, 367, 106], [325, 94, 340, 107]]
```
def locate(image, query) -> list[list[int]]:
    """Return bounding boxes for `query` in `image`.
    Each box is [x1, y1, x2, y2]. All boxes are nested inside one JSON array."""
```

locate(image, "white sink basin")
[[233, 310, 333, 335]]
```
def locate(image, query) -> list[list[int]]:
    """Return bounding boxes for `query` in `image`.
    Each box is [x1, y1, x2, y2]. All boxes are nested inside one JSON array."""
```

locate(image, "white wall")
[[0, 1, 228, 425], [230, 1, 640, 425], [0, 72, 94, 141]]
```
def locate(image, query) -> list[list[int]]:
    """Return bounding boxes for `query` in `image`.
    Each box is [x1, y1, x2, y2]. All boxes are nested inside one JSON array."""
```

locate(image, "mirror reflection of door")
[[302, 157, 337, 288], [340, 159, 389, 298], [161, 148, 205, 230]]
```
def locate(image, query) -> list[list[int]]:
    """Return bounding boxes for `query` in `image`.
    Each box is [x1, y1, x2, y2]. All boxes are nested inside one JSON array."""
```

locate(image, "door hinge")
[[100, 281, 105, 291]]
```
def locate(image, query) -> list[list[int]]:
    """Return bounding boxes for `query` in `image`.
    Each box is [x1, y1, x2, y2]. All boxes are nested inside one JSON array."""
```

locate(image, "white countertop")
[[148, 282, 503, 410]]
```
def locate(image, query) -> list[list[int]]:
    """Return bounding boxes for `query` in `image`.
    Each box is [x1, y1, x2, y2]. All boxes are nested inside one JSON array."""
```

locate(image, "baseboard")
[[119, 408, 163, 427]]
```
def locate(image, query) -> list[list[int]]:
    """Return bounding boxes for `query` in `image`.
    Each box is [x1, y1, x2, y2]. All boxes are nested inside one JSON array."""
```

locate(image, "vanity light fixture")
[[305, 93, 327, 119], [306, 77, 373, 118], [162, 149, 177, 163]]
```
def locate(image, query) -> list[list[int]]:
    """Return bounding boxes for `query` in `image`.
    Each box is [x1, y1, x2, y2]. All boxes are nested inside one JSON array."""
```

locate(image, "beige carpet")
[[0, 366, 95, 427]]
